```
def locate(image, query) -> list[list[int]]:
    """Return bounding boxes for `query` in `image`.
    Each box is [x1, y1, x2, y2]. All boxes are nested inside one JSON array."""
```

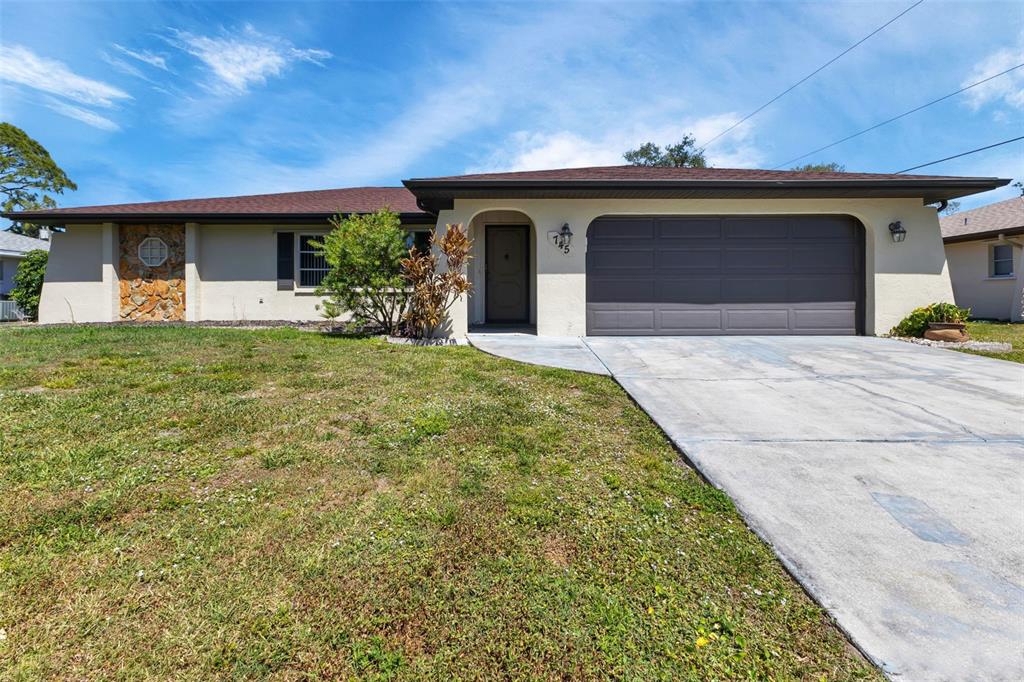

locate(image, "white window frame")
[[295, 232, 330, 291], [989, 242, 1015, 279], [138, 237, 168, 267]]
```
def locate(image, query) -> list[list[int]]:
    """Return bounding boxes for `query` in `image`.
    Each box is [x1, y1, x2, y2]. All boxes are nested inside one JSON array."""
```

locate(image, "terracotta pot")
[[924, 322, 969, 342]]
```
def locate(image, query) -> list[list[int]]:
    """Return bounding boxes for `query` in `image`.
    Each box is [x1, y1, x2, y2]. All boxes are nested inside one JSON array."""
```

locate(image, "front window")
[[405, 229, 432, 256], [991, 244, 1014, 277], [299, 235, 329, 287]]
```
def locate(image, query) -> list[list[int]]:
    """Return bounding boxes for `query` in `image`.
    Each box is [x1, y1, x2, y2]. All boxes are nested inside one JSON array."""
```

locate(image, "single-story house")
[[3, 166, 1008, 336], [940, 196, 1023, 322], [0, 228, 50, 297]]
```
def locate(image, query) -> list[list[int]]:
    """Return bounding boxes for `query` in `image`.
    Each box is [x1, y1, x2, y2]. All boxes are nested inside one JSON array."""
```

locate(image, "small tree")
[[9, 249, 47, 320], [313, 208, 409, 334], [400, 224, 471, 339], [623, 135, 707, 168], [1, 123, 77, 238]]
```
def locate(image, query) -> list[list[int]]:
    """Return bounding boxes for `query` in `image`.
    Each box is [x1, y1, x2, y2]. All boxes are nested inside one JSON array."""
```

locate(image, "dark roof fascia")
[[943, 225, 1024, 244], [0, 211, 437, 226], [402, 177, 1011, 205]]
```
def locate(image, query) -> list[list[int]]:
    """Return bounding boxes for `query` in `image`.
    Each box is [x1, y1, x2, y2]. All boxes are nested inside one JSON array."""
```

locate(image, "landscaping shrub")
[[890, 302, 971, 337], [9, 248, 48, 320], [313, 209, 409, 334], [400, 223, 471, 338]]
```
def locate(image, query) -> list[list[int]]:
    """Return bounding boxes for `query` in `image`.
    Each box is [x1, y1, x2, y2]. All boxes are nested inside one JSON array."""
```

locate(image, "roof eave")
[[0, 210, 436, 225], [402, 178, 1010, 204], [943, 225, 1024, 244]]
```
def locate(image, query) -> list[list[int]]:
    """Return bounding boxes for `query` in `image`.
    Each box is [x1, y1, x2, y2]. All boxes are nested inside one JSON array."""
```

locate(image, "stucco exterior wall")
[[437, 197, 954, 337], [38, 224, 113, 323], [945, 239, 1023, 321], [196, 224, 326, 321]]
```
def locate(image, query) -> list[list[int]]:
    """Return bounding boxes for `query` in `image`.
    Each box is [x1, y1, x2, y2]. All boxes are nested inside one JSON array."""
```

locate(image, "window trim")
[[295, 232, 330, 291], [138, 237, 168, 267], [989, 242, 1015, 279]]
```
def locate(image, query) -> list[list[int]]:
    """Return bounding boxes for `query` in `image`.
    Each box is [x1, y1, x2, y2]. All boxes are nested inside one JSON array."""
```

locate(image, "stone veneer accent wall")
[[118, 224, 186, 321]]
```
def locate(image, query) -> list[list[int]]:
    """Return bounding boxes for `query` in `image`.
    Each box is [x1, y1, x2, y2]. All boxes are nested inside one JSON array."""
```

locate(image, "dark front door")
[[486, 225, 529, 323], [586, 215, 865, 335]]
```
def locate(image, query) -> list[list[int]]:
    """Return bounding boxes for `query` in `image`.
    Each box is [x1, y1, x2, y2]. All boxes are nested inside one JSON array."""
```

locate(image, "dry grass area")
[[0, 325, 879, 680]]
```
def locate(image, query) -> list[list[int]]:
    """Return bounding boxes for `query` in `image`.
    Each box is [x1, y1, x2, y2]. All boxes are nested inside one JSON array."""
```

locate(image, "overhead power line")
[[895, 135, 1024, 173], [698, 0, 925, 152], [772, 63, 1024, 169]]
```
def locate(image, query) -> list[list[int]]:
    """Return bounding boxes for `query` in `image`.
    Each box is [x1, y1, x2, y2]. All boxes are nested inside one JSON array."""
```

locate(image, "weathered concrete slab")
[[468, 333, 609, 375], [582, 336, 1024, 681]]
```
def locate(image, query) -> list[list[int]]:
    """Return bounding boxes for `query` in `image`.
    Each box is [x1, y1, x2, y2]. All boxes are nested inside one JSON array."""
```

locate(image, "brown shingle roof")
[[5, 187, 425, 223], [940, 196, 1024, 242], [412, 165, 970, 182]]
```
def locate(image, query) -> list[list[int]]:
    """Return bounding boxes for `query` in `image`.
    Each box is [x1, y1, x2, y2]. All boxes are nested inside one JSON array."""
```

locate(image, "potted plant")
[[890, 302, 971, 341]]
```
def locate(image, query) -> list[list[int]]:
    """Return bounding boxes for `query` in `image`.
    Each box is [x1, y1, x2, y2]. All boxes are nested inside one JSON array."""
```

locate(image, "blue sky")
[[1, 0, 1022, 214]]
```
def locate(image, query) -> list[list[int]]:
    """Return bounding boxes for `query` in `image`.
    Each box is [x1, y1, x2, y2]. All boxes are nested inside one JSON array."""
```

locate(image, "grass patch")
[[0, 325, 878, 679], [962, 321, 1024, 363]]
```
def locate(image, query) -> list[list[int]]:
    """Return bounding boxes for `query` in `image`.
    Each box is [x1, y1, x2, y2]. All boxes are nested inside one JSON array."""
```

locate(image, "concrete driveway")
[[470, 334, 1024, 680]]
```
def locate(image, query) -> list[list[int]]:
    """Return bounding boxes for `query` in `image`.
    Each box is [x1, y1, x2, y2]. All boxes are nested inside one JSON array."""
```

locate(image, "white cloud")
[[44, 99, 119, 131], [0, 44, 130, 107], [960, 36, 1024, 111], [112, 44, 169, 71], [167, 24, 331, 94], [469, 114, 764, 174]]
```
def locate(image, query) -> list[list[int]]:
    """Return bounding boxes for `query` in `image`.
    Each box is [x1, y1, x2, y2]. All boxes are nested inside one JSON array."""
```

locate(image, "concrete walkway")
[[468, 334, 1024, 681]]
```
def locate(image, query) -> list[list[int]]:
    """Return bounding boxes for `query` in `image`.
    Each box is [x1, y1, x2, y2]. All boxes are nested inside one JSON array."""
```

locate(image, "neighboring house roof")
[[0, 230, 50, 257], [404, 165, 1009, 210], [2, 187, 431, 224], [2, 166, 1010, 223], [940, 196, 1024, 243]]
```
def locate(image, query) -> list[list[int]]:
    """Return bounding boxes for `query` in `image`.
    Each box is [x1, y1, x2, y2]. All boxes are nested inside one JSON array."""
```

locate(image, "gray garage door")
[[586, 215, 864, 335]]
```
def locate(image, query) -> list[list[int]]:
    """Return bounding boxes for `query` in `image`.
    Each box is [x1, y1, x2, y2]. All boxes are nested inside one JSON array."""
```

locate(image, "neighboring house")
[[0, 229, 50, 298], [940, 196, 1024, 322], [2, 166, 1008, 336]]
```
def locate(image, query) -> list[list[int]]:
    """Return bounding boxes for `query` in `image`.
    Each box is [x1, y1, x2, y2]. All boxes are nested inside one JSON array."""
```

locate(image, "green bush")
[[890, 302, 971, 337], [312, 208, 409, 334], [10, 248, 48, 320]]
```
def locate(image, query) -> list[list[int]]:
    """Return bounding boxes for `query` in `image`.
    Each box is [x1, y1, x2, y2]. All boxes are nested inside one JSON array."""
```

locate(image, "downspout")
[[933, 199, 949, 213]]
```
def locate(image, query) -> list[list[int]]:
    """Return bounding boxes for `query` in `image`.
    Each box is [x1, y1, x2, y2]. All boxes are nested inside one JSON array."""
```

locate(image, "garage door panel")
[[657, 277, 721, 303], [659, 308, 724, 331], [587, 215, 863, 335], [657, 218, 722, 239], [725, 247, 789, 270], [724, 219, 789, 239], [656, 248, 721, 270], [589, 249, 655, 269]]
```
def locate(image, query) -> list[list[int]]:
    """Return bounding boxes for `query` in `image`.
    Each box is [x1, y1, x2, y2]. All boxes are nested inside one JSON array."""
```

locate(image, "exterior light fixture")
[[888, 221, 907, 243], [553, 223, 573, 254]]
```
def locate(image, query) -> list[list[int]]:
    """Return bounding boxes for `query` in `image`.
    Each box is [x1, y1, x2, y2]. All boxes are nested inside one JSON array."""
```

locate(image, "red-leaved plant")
[[400, 223, 471, 338]]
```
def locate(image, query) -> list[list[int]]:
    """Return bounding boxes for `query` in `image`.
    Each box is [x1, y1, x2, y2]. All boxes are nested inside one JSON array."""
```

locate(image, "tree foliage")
[[624, 135, 707, 168], [790, 162, 846, 172], [9, 249, 48, 320], [400, 224, 472, 338], [1, 123, 77, 237], [313, 208, 410, 334]]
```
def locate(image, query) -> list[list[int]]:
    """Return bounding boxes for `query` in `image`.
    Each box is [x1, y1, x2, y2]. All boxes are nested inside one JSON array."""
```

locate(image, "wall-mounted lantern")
[[550, 223, 573, 254], [888, 221, 907, 243]]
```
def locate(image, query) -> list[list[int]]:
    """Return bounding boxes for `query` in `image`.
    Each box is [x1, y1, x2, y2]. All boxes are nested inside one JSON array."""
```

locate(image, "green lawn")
[[0, 326, 877, 680], [963, 321, 1024, 363]]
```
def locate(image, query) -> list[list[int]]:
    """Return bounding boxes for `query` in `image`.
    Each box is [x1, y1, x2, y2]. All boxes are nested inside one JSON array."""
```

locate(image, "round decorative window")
[[138, 237, 168, 267]]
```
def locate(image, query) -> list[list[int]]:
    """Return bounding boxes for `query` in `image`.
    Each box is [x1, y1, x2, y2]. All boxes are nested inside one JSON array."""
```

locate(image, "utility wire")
[[772, 63, 1024, 169], [895, 136, 1024, 173], [698, 0, 925, 152]]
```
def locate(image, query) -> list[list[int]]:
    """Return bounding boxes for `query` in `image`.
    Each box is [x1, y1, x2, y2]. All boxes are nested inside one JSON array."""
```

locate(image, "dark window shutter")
[[277, 232, 294, 280]]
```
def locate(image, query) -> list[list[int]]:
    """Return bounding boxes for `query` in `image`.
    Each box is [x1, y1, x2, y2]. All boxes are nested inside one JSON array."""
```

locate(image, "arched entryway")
[[466, 210, 537, 328]]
